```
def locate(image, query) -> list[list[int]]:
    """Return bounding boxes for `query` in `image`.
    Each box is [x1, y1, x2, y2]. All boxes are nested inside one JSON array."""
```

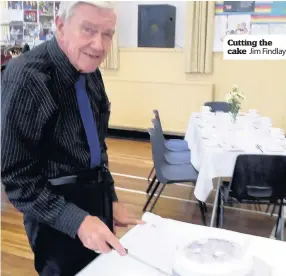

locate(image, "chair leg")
[[271, 203, 277, 217], [275, 200, 283, 239], [216, 191, 221, 228], [265, 203, 271, 214], [198, 201, 207, 226], [280, 205, 284, 241], [256, 201, 261, 212], [219, 193, 224, 229], [149, 183, 165, 212], [143, 181, 160, 212], [147, 166, 155, 182], [146, 174, 156, 194], [204, 203, 208, 213]]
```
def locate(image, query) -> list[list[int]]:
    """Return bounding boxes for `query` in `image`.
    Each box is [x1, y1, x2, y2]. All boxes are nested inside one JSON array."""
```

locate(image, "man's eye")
[[104, 33, 113, 38], [83, 27, 93, 33]]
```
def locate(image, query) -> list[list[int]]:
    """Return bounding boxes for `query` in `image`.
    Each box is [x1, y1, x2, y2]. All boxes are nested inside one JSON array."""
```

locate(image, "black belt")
[[48, 166, 108, 186]]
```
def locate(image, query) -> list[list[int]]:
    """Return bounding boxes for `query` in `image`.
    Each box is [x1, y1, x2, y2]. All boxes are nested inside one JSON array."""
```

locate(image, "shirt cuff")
[[54, 202, 89, 238]]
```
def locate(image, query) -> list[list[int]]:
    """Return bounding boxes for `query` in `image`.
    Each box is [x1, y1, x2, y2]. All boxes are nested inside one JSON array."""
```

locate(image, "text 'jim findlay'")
[[226, 39, 286, 56]]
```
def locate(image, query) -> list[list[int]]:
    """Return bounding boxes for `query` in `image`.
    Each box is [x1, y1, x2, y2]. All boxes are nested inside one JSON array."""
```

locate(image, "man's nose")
[[90, 33, 104, 52]]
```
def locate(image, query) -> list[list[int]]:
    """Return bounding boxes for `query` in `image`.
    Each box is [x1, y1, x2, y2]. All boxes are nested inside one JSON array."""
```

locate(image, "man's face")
[[56, 3, 116, 73]]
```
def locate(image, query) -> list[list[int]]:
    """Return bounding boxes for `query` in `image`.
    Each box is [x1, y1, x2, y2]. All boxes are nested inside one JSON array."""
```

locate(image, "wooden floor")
[[1, 138, 284, 275]]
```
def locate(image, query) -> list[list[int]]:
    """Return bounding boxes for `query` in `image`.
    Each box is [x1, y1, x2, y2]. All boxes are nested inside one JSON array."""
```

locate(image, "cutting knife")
[[95, 244, 172, 276]]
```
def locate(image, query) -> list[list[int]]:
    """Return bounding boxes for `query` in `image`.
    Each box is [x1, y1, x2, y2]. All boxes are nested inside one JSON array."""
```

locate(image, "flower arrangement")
[[226, 85, 246, 123]]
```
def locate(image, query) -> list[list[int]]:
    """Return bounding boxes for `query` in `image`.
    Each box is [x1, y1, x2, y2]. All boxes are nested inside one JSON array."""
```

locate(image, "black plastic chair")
[[204, 101, 230, 113], [216, 154, 286, 240], [144, 126, 207, 225]]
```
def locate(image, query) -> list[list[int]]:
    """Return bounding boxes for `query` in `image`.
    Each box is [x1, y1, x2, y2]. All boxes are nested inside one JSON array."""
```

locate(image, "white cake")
[[172, 238, 253, 276]]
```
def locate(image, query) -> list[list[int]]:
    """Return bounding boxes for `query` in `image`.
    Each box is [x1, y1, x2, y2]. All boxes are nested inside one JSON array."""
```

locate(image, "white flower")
[[225, 92, 232, 102]]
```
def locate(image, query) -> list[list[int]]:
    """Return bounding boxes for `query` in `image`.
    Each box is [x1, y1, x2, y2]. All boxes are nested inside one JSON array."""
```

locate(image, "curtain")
[[184, 1, 215, 73], [0, 1, 9, 42], [101, 27, 120, 69]]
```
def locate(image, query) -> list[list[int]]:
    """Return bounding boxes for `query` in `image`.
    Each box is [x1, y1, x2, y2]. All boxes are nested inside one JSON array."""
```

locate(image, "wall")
[[102, 48, 286, 134]]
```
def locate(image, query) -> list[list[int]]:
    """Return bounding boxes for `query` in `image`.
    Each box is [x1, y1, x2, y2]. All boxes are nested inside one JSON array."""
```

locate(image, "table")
[[77, 212, 286, 276], [184, 112, 286, 229], [185, 112, 286, 203]]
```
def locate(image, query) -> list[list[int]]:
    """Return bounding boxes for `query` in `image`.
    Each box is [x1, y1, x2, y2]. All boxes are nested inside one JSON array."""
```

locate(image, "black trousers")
[[24, 167, 114, 276], [33, 225, 98, 276]]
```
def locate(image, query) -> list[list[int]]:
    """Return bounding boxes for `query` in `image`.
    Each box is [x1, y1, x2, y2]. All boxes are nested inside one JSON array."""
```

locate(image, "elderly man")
[[1, 1, 143, 275]]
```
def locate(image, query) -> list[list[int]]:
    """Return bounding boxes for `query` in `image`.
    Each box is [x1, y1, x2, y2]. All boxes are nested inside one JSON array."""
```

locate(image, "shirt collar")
[[47, 37, 81, 87]]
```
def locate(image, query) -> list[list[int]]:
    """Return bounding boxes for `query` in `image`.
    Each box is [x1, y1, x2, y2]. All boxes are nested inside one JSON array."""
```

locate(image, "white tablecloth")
[[184, 112, 286, 202], [77, 213, 286, 276]]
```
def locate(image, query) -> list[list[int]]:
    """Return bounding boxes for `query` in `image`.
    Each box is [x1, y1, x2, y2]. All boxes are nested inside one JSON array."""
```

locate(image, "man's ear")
[[55, 16, 65, 38]]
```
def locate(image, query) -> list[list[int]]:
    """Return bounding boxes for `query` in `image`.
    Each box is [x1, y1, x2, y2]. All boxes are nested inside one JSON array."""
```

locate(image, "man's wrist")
[[54, 202, 90, 239]]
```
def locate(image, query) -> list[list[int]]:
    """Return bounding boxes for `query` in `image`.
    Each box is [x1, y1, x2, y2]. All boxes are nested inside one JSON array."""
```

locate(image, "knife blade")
[[96, 244, 171, 276], [126, 250, 171, 276]]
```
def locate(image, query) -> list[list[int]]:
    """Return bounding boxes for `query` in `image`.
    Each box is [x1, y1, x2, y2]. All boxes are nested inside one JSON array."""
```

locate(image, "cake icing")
[[172, 238, 253, 276]]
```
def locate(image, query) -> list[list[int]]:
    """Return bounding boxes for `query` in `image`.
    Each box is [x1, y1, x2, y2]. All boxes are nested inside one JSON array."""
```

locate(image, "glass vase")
[[231, 112, 238, 124]]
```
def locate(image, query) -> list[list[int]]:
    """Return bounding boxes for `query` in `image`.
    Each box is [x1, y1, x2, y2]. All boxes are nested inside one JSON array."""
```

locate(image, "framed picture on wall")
[[9, 21, 24, 42], [24, 24, 40, 42], [24, 10, 38, 23], [8, 1, 23, 10], [39, 28, 54, 41], [23, 1, 38, 10], [39, 1, 54, 16], [38, 1, 54, 41]]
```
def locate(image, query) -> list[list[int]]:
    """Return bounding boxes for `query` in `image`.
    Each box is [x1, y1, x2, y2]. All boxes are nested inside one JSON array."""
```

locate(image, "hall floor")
[[1, 138, 282, 275]]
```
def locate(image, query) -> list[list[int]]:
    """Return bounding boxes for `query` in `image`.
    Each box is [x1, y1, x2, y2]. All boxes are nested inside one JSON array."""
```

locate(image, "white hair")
[[58, 1, 114, 21]]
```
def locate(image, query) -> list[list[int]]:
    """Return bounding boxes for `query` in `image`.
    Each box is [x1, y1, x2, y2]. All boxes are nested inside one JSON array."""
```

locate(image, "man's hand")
[[113, 202, 145, 227], [77, 215, 126, 256]]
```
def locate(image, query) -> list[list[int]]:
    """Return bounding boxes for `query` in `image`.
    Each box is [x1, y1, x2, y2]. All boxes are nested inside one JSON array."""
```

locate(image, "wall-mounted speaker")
[[138, 4, 176, 48]]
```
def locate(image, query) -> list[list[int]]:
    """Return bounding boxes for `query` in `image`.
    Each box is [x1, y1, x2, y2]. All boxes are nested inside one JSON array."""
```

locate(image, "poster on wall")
[[227, 14, 251, 34], [213, 15, 227, 52], [214, 1, 286, 51], [39, 1, 54, 16], [38, 1, 55, 41], [23, 1, 38, 10], [24, 10, 38, 23], [213, 14, 250, 51], [223, 1, 255, 13], [24, 24, 40, 42], [8, 1, 22, 10], [39, 18, 55, 41], [251, 24, 269, 34], [9, 21, 24, 42], [55, 1, 60, 15]]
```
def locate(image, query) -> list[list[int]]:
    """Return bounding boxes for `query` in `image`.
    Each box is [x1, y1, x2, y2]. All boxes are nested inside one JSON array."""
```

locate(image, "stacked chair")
[[147, 110, 190, 183], [215, 154, 286, 240], [204, 101, 231, 113], [144, 117, 207, 225]]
